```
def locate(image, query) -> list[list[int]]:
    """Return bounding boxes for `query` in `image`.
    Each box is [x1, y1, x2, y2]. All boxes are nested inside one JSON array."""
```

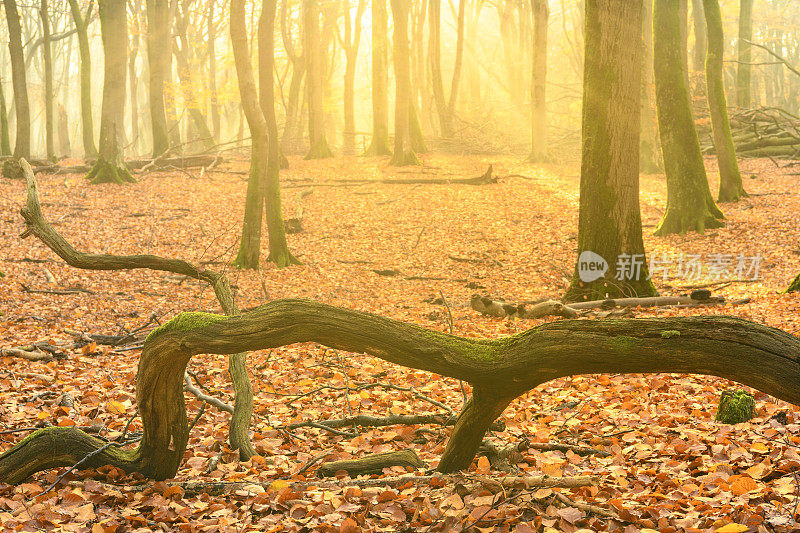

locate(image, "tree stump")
[[715, 389, 755, 424]]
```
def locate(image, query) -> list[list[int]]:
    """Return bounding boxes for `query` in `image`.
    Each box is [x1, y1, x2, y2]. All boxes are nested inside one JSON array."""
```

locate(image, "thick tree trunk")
[[3, 0, 30, 159], [565, 0, 656, 302], [390, 0, 421, 166], [67, 0, 97, 158], [40, 0, 54, 160], [736, 0, 753, 108], [528, 0, 548, 162], [653, 0, 723, 235], [86, 0, 135, 184], [691, 0, 706, 72], [702, 0, 746, 203], [258, 0, 298, 268], [0, 78, 10, 156], [640, 0, 661, 172], [5, 298, 800, 483], [146, 0, 170, 157], [366, 0, 391, 155], [302, 0, 332, 159]]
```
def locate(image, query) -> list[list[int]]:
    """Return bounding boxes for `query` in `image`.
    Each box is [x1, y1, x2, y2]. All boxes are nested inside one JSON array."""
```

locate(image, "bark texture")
[[565, 0, 657, 302], [736, 0, 753, 108], [702, 0, 746, 203], [653, 0, 724, 235], [86, 0, 135, 184], [528, 0, 548, 162]]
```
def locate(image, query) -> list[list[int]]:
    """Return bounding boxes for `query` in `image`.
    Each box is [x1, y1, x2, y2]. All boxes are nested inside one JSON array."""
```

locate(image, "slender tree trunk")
[[702, 0, 746, 203], [653, 0, 724, 235], [0, 81, 10, 155], [86, 0, 135, 184], [259, 0, 297, 267], [128, 13, 140, 156], [390, 0, 421, 166], [640, 0, 661, 172], [207, 0, 220, 141], [173, 0, 215, 152], [428, 0, 453, 137], [447, 0, 466, 122], [279, 0, 305, 154], [67, 0, 97, 158], [565, 0, 656, 302], [366, 0, 391, 155], [691, 0, 705, 72], [528, 0, 548, 162], [40, 0, 54, 160], [56, 102, 70, 157], [342, 0, 366, 155], [3, 0, 30, 159], [146, 0, 170, 157], [736, 0, 753, 108], [302, 0, 332, 159]]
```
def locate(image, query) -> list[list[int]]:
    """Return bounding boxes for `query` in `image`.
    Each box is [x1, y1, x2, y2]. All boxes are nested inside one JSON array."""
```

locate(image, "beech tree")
[[39, 0, 54, 160], [341, 0, 366, 155], [736, 0, 754, 108], [365, 0, 391, 155], [3, 0, 30, 159], [528, 0, 548, 162], [302, 0, 333, 159], [230, 0, 297, 268], [702, 0, 747, 203], [280, 0, 305, 154], [653, 0, 724, 235], [67, 0, 97, 158], [389, 0, 421, 166], [86, 0, 134, 184], [565, 0, 656, 302], [0, 81, 10, 155], [146, 0, 170, 157], [640, 0, 661, 172]]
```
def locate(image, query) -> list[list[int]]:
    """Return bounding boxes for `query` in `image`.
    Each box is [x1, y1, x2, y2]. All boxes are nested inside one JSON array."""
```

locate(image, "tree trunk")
[[390, 0, 421, 166], [652, 0, 723, 235], [146, 0, 170, 157], [3, 0, 30, 159], [702, 0, 746, 203], [691, 0, 705, 72], [428, 0, 453, 137], [207, 0, 220, 141], [280, 0, 305, 154], [173, 0, 215, 152], [302, 0, 332, 159], [67, 0, 97, 158], [0, 77, 11, 156], [258, 0, 298, 268], [366, 0, 391, 155], [40, 0, 54, 160], [736, 0, 753, 108], [447, 0, 466, 126], [86, 0, 135, 184], [56, 103, 71, 157], [342, 0, 366, 155], [528, 0, 548, 162], [640, 0, 661, 172], [565, 0, 656, 302], [5, 300, 800, 483]]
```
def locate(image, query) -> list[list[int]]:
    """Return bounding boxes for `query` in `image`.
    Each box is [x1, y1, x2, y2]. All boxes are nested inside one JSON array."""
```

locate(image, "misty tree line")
[[1, 0, 798, 163]]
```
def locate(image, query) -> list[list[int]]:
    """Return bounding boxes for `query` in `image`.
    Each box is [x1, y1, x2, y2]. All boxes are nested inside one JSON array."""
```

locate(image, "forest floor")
[[1, 153, 800, 532]]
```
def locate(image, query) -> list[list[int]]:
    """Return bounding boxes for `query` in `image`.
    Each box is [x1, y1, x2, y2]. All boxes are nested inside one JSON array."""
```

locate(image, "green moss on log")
[[715, 389, 755, 424], [661, 330, 681, 338], [147, 312, 226, 341], [788, 274, 800, 293]]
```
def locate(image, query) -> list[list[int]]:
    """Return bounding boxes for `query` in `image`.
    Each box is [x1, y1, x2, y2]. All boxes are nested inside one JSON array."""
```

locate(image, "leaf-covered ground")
[[1, 154, 800, 532]]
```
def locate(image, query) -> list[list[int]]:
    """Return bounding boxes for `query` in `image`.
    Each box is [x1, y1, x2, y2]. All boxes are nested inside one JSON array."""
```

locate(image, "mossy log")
[[317, 450, 425, 478], [789, 274, 800, 293], [4, 299, 800, 483]]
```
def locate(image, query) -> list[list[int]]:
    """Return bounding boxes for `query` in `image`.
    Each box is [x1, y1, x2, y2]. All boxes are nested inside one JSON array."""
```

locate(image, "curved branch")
[[4, 298, 800, 483], [17, 159, 252, 458]]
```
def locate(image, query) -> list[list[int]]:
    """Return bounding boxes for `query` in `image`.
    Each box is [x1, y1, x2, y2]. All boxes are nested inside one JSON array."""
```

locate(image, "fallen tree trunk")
[[317, 450, 425, 477], [30, 154, 221, 176], [16, 159, 255, 460], [3, 299, 800, 483]]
